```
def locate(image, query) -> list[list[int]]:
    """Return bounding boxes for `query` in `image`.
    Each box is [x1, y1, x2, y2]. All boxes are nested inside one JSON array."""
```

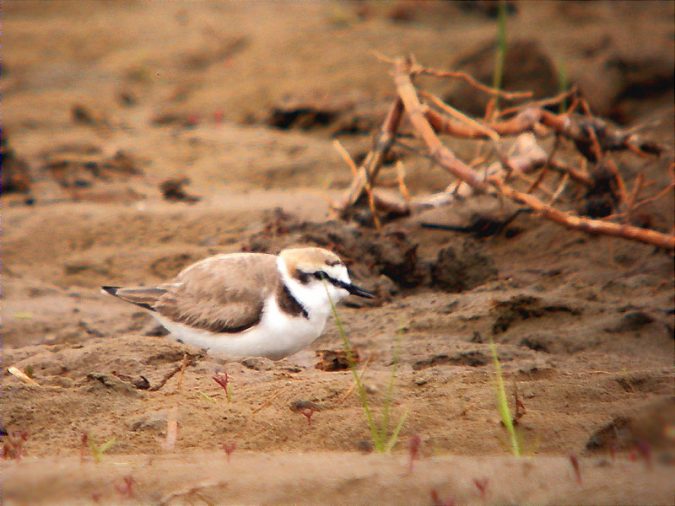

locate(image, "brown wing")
[[153, 253, 280, 333]]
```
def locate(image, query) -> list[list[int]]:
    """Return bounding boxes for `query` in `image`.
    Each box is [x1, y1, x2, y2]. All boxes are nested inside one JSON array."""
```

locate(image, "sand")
[[3, 1, 674, 504]]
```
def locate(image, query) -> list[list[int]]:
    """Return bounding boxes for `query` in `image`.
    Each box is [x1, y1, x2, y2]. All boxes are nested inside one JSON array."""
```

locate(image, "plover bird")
[[102, 247, 373, 360]]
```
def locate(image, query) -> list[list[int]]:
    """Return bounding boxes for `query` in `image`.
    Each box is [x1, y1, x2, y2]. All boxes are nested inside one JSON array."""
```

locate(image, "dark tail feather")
[[101, 285, 166, 312], [101, 286, 120, 296]]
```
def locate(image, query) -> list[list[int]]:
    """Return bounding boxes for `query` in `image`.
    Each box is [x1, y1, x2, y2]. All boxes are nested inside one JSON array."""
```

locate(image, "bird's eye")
[[313, 271, 328, 281]]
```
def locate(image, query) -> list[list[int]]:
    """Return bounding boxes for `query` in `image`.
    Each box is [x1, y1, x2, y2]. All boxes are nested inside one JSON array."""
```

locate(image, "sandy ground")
[[2, 1, 674, 504], [4, 453, 673, 505]]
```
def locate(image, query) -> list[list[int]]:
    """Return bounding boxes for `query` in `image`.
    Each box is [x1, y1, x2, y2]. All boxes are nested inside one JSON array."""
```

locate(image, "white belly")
[[152, 295, 329, 360]]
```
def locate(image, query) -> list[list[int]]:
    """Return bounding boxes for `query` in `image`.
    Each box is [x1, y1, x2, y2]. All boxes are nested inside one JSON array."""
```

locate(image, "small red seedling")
[[430, 489, 456, 506], [407, 434, 421, 474], [213, 110, 224, 124], [212, 372, 232, 402], [186, 113, 200, 127], [115, 475, 135, 499], [569, 454, 582, 485], [302, 408, 316, 425], [473, 477, 489, 499], [222, 442, 237, 462], [80, 433, 89, 462], [212, 372, 228, 390], [635, 440, 652, 469], [1, 431, 29, 460], [513, 383, 526, 425], [289, 400, 320, 426]]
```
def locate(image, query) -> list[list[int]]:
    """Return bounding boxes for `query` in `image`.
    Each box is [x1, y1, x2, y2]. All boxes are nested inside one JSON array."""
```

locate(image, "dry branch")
[[394, 59, 488, 191], [8, 366, 40, 387], [336, 99, 404, 211], [425, 104, 663, 162], [414, 66, 533, 100], [333, 139, 382, 228], [497, 86, 579, 117], [548, 159, 593, 187], [396, 161, 411, 203], [334, 56, 673, 250], [629, 181, 675, 216], [372, 52, 533, 100], [421, 91, 500, 142], [493, 179, 674, 250], [148, 352, 202, 392], [603, 157, 629, 207], [394, 57, 674, 250]]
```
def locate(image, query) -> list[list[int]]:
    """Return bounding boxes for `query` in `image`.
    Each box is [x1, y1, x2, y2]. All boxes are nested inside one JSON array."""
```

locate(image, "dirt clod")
[[491, 295, 578, 335], [246, 211, 426, 288], [71, 103, 109, 126], [431, 241, 498, 292], [1, 136, 32, 194], [86, 373, 141, 397], [160, 177, 201, 203], [609, 311, 655, 332], [241, 357, 274, 371], [315, 349, 358, 371], [413, 351, 489, 370], [586, 398, 675, 452], [129, 411, 169, 432], [268, 99, 341, 130]]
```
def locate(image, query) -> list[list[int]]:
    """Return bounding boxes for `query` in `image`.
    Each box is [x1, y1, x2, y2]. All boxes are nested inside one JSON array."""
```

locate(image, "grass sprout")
[[222, 441, 237, 462], [492, 0, 508, 109], [88, 436, 116, 463], [199, 391, 217, 404], [489, 337, 521, 457], [557, 59, 569, 113], [324, 282, 408, 453]]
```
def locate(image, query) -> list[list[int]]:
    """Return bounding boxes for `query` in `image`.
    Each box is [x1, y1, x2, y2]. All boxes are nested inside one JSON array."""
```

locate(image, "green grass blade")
[[324, 282, 384, 451], [381, 327, 402, 439], [558, 59, 569, 113], [384, 408, 410, 453], [324, 283, 410, 453], [199, 391, 217, 403], [489, 338, 520, 457], [89, 437, 116, 463], [98, 437, 116, 454], [492, 0, 508, 110]]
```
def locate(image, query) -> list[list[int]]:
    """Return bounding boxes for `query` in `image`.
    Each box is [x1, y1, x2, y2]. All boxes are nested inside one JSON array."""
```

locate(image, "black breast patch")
[[277, 284, 309, 319]]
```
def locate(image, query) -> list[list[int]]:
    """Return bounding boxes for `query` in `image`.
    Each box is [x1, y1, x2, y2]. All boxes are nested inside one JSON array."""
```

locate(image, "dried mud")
[[2, 1, 674, 504]]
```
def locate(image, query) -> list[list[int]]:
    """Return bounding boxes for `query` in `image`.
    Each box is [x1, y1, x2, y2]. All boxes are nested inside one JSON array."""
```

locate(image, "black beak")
[[312, 271, 376, 299], [337, 280, 375, 299]]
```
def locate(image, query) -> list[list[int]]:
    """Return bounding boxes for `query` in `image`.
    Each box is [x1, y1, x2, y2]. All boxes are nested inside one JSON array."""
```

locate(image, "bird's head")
[[279, 247, 374, 301]]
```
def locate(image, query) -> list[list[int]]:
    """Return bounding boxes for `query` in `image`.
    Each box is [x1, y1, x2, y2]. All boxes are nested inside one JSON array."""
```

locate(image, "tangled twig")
[[334, 56, 674, 250]]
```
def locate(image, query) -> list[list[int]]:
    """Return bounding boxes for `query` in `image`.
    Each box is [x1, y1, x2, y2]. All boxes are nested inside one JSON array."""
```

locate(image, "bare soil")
[[2, 1, 674, 504]]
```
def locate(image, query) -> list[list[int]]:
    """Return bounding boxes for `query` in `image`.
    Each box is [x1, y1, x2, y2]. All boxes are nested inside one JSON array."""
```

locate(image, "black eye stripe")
[[298, 269, 345, 289], [297, 269, 373, 298], [307, 270, 341, 287]]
